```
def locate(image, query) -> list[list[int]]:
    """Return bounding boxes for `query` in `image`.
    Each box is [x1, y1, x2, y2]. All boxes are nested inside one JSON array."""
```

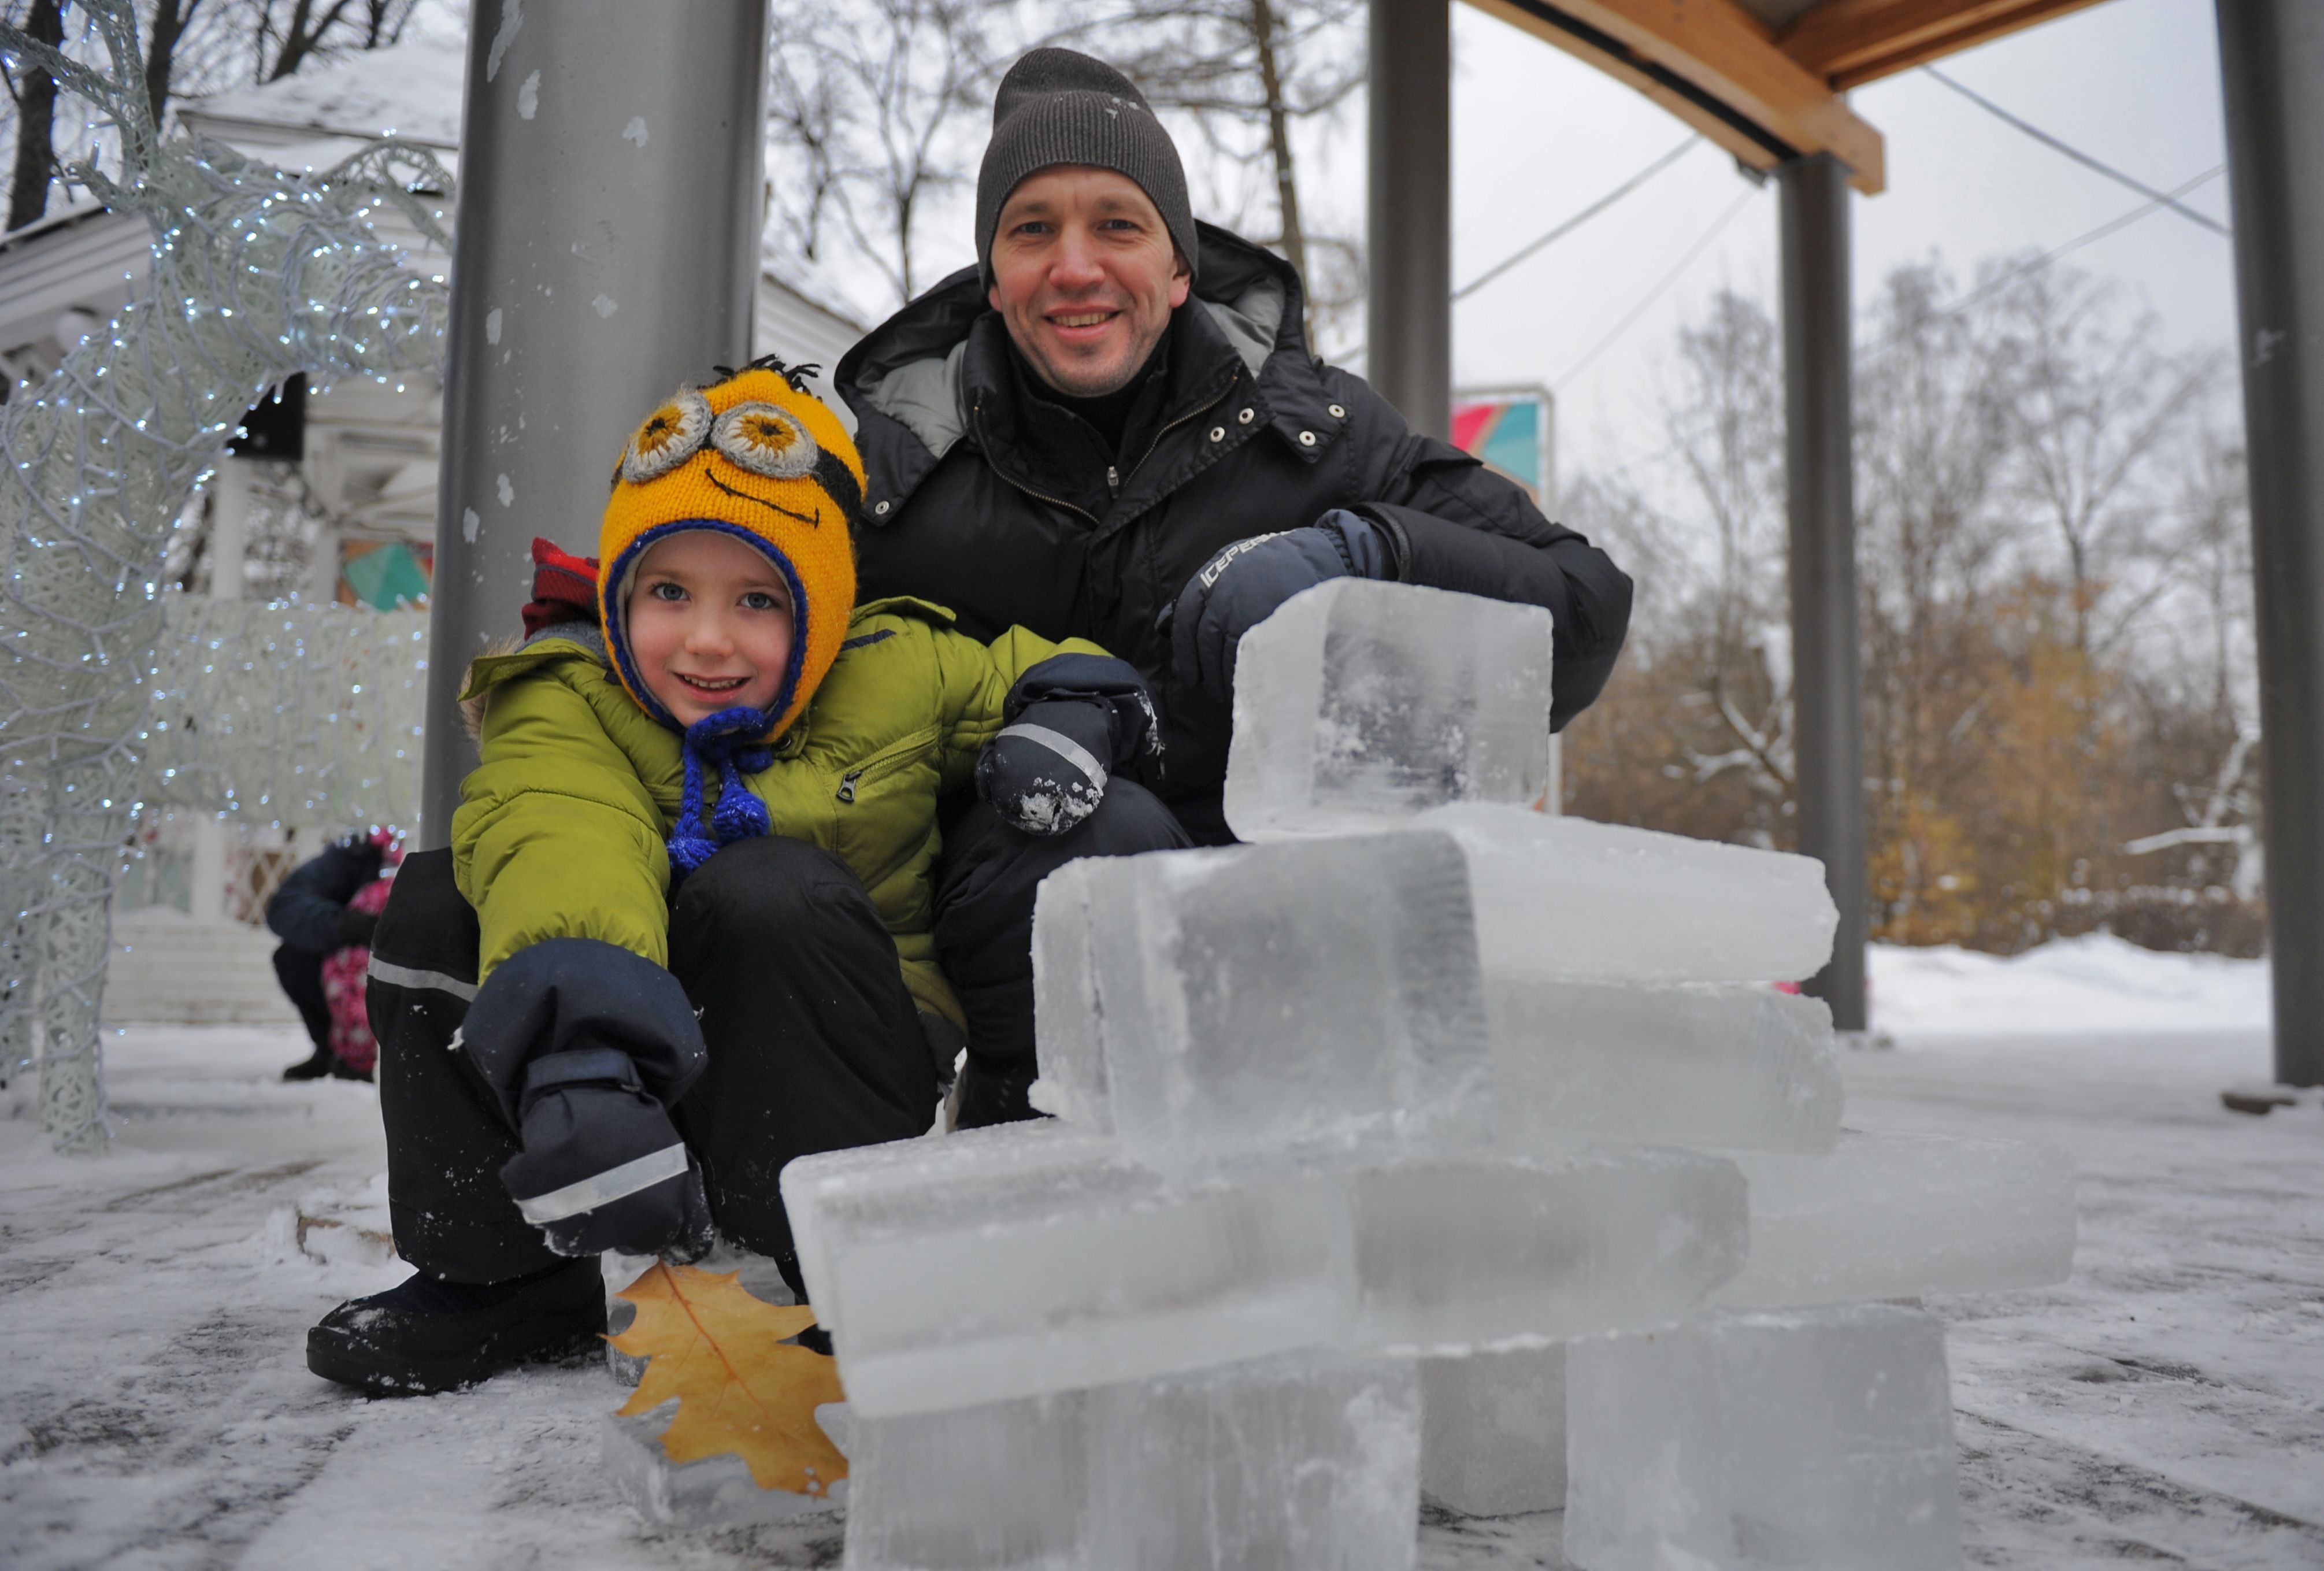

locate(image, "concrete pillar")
[[420, 0, 772, 846], [1367, 0, 1452, 440], [2216, 1, 2324, 1087], [1777, 154, 1867, 1032]]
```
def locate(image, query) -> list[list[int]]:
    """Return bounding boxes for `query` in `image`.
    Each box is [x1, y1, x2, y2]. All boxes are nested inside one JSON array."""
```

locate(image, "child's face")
[[625, 530, 794, 727]]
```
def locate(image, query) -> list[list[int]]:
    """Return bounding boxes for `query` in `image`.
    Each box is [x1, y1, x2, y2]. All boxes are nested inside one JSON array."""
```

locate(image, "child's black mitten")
[[975, 653, 1159, 836], [461, 938, 714, 1261]]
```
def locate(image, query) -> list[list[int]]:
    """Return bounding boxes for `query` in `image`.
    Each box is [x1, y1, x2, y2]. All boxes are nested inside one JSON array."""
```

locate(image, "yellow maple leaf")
[[610, 1261, 848, 1495]]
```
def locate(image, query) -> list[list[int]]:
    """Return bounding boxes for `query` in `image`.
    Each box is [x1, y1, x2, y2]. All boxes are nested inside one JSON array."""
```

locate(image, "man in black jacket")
[[835, 47, 1634, 1124]]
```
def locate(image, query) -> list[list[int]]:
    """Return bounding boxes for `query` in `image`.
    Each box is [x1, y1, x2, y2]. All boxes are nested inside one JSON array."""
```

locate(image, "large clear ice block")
[[1085, 1351, 1423, 1570], [844, 1392, 1087, 1570], [1711, 1131, 2077, 1309], [781, 1122, 1355, 1417], [1351, 1147, 1747, 1352], [1487, 978, 1842, 1154], [1419, 1345, 1566, 1518], [1565, 1306, 1963, 1571], [1417, 804, 1839, 984], [1028, 832, 1492, 1168], [1222, 578, 1554, 839]]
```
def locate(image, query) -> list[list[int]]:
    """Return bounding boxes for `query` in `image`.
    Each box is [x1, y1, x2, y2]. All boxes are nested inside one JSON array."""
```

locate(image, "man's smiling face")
[[987, 165, 1191, 398]]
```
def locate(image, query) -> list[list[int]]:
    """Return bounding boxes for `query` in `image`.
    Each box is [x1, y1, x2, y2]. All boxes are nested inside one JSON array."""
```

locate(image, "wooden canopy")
[[1460, 0, 2110, 194]]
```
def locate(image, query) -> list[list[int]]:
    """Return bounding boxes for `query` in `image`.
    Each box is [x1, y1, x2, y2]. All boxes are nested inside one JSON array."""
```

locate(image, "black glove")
[[974, 653, 1158, 836], [1166, 509, 1399, 700], [951, 1054, 1043, 1130], [335, 906, 379, 950], [462, 938, 714, 1262]]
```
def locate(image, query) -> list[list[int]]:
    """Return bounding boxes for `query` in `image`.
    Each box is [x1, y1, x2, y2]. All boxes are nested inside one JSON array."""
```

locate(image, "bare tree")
[[1984, 261, 2222, 657], [1562, 259, 2257, 954], [764, 0, 1005, 313], [3, 0, 66, 229], [141, 0, 201, 120]]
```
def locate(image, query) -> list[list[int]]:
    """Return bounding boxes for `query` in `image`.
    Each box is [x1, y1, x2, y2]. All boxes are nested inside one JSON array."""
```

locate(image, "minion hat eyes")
[[712, 402, 819, 479], [621, 388, 713, 484]]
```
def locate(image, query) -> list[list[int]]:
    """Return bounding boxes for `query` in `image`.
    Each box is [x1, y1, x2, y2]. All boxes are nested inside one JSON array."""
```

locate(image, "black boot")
[[282, 1043, 338, 1081], [306, 1256, 604, 1396], [327, 1058, 375, 1084]]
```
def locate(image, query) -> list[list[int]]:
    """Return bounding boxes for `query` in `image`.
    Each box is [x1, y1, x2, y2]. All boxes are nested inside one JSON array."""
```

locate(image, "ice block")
[[1085, 1351, 1422, 1570], [1565, 1306, 1963, 1571], [1351, 1147, 1748, 1351], [845, 1392, 1087, 1570], [1711, 1131, 2077, 1309], [1418, 1345, 1566, 1518], [1417, 804, 1839, 984], [1222, 578, 1554, 839], [601, 1402, 847, 1531], [1487, 978, 1842, 1154], [1028, 831, 1492, 1168], [781, 1122, 1356, 1417]]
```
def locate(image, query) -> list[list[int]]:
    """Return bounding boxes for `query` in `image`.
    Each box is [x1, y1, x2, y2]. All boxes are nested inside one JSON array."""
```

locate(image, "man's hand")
[[976, 654, 1158, 836], [1166, 509, 1398, 699]]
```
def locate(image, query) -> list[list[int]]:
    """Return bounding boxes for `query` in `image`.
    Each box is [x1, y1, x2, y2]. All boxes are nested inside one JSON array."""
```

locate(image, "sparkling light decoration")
[[141, 597, 428, 831], [0, 2, 450, 1151]]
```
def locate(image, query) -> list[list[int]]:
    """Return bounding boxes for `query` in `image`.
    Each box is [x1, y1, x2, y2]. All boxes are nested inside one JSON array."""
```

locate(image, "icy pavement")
[[3, 990, 2320, 1568]]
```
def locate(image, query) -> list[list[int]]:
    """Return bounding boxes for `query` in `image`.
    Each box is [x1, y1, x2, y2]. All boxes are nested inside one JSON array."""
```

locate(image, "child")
[[307, 359, 1168, 1396], [265, 827, 398, 1081]]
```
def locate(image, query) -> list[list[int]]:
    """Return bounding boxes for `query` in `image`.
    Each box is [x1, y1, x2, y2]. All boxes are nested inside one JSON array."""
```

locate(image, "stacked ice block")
[[774, 577, 2074, 1568]]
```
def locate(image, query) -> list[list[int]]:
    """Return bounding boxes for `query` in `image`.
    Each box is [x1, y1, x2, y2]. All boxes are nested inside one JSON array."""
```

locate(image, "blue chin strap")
[[667, 706, 776, 875]]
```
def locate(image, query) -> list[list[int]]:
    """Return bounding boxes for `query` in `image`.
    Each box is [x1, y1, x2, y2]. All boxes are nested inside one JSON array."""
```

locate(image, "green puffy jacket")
[[453, 596, 1103, 1027]]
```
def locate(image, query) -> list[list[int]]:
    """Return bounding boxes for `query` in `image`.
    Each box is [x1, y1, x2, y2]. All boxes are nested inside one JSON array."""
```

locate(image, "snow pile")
[[1869, 932, 2270, 1038]]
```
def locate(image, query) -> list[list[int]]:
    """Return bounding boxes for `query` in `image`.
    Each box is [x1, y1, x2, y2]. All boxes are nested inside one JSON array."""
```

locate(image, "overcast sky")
[[1291, 0, 2239, 495]]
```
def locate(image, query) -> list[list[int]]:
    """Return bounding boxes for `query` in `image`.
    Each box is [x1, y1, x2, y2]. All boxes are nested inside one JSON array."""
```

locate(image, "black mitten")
[[499, 1048, 715, 1260], [975, 654, 1157, 836], [461, 938, 713, 1261]]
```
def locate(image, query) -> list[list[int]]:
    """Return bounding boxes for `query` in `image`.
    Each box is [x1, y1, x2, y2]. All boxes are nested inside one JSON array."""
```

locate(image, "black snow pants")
[[272, 945, 331, 1051], [371, 836, 937, 1284], [931, 780, 1194, 1073]]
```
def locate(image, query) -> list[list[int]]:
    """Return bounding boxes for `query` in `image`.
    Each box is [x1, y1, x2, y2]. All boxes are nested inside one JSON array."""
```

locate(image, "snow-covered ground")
[[2, 940, 2318, 1568]]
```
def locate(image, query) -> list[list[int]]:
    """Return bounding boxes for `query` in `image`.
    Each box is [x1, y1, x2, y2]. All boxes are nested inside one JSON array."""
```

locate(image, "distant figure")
[[266, 828, 399, 1081]]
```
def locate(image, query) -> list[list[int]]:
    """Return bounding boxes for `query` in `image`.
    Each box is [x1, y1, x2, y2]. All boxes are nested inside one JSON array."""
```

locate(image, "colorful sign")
[[339, 538, 433, 610], [1452, 388, 1554, 505]]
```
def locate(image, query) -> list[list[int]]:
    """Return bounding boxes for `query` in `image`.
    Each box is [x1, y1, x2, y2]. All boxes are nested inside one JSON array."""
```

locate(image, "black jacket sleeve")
[[264, 837, 383, 955], [1333, 373, 1635, 731]]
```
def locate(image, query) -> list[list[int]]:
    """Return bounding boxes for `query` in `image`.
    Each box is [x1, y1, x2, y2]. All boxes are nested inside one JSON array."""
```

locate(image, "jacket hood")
[[837, 221, 1304, 472]]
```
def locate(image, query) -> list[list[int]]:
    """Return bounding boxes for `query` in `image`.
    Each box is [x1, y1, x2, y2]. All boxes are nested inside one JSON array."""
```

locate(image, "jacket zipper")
[[836, 768, 863, 803], [973, 376, 1239, 525], [974, 399, 1103, 526]]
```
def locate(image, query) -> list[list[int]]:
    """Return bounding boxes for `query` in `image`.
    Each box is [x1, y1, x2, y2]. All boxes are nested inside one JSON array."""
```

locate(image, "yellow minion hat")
[[598, 358, 864, 743]]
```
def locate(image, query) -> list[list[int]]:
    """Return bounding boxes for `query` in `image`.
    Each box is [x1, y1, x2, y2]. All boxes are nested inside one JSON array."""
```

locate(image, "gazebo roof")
[[1465, 0, 2109, 194]]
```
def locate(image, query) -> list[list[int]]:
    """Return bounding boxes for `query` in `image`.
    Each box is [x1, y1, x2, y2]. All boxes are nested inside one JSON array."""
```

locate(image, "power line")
[[1579, 166, 2230, 493], [1556, 184, 1760, 389], [1452, 134, 1702, 303], [1879, 164, 2228, 351], [1921, 65, 2230, 238]]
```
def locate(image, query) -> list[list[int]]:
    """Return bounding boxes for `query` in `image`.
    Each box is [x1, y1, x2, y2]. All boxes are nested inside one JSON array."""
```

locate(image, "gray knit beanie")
[[975, 49, 1198, 290]]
